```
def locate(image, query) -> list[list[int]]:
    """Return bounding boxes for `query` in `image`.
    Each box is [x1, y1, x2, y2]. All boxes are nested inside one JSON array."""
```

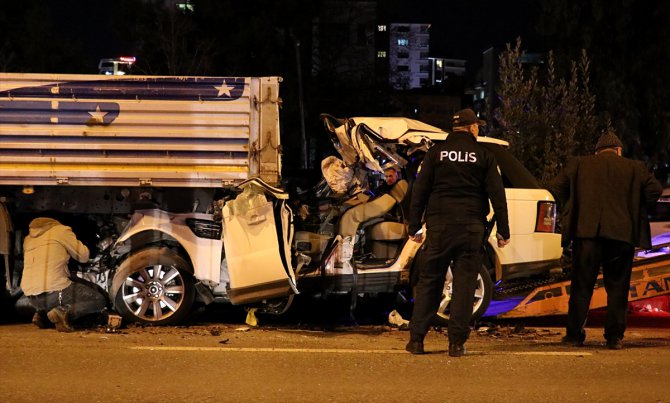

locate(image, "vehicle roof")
[[349, 116, 509, 147]]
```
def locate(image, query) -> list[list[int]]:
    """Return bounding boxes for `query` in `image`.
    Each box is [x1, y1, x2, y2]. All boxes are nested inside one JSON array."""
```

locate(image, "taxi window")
[[650, 195, 670, 222], [478, 142, 540, 189]]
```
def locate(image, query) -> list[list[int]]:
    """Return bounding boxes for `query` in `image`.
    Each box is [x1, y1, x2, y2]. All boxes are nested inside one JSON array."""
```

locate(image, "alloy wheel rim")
[[121, 264, 185, 322], [436, 272, 485, 320]]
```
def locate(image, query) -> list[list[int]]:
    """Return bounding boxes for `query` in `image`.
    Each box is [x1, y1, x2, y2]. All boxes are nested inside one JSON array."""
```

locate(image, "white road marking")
[[132, 346, 407, 354], [130, 346, 592, 356], [494, 351, 592, 356]]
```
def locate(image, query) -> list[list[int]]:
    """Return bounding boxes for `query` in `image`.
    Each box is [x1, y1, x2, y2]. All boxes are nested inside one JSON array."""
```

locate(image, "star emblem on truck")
[[88, 105, 108, 124], [214, 80, 233, 97]]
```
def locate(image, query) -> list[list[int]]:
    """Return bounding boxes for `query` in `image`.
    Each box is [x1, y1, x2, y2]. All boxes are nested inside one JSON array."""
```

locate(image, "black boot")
[[405, 334, 425, 354], [405, 341, 425, 354], [606, 338, 623, 350], [448, 343, 466, 357], [561, 333, 585, 347]]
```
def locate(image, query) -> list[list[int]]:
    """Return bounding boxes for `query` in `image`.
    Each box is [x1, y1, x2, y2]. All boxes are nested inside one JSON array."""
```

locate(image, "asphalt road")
[[1, 310, 669, 403]]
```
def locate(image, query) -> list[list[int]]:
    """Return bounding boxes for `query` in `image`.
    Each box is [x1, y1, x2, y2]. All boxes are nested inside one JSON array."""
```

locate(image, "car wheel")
[[432, 264, 493, 327], [112, 247, 195, 325]]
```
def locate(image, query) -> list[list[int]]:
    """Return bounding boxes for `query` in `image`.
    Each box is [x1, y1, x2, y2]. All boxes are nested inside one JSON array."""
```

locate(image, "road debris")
[[475, 324, 561, 339], [245, 308, 258, 327], [105, 313, 122, 333], [387, 310, 409, 330]]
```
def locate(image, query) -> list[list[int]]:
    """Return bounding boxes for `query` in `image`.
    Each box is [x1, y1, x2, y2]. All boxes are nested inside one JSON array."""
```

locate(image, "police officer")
[[406, 108, 510, 357]]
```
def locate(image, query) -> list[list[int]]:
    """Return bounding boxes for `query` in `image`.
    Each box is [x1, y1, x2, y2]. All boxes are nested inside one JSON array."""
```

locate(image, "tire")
[[432, 264, 493, 327], [112, 247, 195, 326]]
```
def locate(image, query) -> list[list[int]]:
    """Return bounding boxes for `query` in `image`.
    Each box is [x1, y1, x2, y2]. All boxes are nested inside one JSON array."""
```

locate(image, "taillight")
[[535, 201, 556, 232]]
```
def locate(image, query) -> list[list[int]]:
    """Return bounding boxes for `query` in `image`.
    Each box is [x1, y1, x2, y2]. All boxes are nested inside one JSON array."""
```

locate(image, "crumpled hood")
[[28, 217, 61, 238]]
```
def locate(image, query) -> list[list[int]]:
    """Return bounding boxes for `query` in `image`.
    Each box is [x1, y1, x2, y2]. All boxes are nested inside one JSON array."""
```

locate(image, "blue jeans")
[[27, 280, 108, 323]]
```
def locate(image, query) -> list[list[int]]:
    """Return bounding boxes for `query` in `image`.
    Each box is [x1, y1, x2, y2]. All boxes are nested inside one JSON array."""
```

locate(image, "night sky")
[[388, 0, 533, 68], [2, 1, 533, 75]]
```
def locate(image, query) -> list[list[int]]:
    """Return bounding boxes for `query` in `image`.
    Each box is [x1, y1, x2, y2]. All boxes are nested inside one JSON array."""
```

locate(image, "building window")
[[377, 51, 387, 58], [397, 26, 410, 32], [397, 38, 409, 46], [177, 1, 194, 12], [397, 65, 409, 71], [378, 25, 387, 32], [397, 52, 409, 59]]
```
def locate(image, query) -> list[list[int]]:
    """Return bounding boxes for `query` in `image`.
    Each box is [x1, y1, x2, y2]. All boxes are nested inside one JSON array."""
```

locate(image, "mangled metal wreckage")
[[0, 73, 564, 325]]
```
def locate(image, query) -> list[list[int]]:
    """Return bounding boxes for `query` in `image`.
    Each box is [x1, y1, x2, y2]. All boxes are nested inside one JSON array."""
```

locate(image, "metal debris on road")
[[387, 309, 409, 329], [476, 324, 561, 339]]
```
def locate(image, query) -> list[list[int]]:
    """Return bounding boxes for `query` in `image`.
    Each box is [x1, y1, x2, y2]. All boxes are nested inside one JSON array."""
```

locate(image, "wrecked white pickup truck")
[[0, 73, 563, 325]]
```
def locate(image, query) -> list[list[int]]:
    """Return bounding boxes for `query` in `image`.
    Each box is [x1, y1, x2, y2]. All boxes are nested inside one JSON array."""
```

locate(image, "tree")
[[495, 38, 600, 183], [530, 0, 670, 166]]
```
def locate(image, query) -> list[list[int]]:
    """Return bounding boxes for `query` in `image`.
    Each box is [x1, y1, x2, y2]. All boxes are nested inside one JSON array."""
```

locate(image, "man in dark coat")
[[406, 108, 510, 357], [548, 130, 662, 349]]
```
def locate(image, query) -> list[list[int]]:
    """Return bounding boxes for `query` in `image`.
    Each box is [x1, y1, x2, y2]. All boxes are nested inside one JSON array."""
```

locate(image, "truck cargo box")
[[0, 74, 282, 187]]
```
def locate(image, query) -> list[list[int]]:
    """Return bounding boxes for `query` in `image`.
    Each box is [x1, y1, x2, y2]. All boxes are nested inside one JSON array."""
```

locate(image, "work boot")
[[32, 311, 54, 329], [47, 306, 74, 333], [448, 343, 466, 357], [405, 340, 425, 355], [606, 338, 623, 350]]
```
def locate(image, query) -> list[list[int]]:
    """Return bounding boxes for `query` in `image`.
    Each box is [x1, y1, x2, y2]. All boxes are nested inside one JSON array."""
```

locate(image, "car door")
[[223, 178, 298, 305]]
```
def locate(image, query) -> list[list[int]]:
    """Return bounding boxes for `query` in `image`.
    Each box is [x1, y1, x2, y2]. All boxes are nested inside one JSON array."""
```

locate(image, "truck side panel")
[[0, 74, 281, 187]]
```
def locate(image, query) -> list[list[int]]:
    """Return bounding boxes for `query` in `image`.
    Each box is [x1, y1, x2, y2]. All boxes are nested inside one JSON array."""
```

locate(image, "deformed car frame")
[[94, 114, 563, 325]]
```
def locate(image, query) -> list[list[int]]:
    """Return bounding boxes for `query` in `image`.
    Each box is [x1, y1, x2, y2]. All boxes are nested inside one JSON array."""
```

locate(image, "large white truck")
[[0, 74, 289, 324]]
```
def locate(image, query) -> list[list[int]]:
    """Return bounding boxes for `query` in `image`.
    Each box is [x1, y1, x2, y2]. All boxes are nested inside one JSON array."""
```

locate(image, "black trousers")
[[410, 223, 484, 345], [567, 238, 634, 341]]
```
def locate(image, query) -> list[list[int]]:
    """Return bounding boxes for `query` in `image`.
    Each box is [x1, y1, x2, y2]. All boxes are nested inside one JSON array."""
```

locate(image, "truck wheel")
[[113, 247, 195, 326], [432, 264, 493, 327]]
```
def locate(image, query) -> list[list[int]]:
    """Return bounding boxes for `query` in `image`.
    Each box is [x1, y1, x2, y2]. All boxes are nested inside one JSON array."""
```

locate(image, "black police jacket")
[[408, 130, 510, 239]]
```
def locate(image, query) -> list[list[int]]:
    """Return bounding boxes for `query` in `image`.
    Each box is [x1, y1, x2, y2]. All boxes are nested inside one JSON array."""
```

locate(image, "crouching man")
[[21, 217, 108, 332]]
